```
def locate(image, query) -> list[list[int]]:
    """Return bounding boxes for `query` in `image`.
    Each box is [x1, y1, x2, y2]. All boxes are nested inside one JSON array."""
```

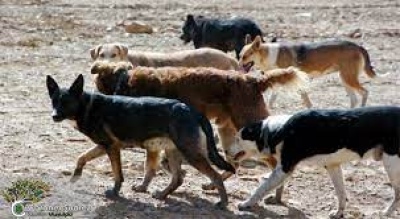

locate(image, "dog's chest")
[[299, 148, 377, 167], [141, 137, 175, 151]]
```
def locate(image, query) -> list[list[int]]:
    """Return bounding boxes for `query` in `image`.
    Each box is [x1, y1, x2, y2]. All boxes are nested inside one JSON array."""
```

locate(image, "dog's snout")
[[51, 109, 63, 122]]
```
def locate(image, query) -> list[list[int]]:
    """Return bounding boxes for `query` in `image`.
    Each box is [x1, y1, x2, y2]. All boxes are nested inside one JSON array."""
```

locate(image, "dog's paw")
[[69, 170, 82, 183], [151, 190, 167, 200], [132, 184, 148, 193], [237, 201, 254, 211], [329, 210, 344, 219], [264, 195, 283, 205], [104, 189, 119, 199], [201, 182, 216, 191]]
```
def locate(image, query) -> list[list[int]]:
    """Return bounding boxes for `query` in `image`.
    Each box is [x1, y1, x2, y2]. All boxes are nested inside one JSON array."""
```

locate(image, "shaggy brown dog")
[[90, 61, 309, 190], [90, 43, 240, 70]]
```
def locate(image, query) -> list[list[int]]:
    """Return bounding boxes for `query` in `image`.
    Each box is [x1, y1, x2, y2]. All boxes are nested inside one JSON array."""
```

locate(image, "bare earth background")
[[0, 0, 399, 218]]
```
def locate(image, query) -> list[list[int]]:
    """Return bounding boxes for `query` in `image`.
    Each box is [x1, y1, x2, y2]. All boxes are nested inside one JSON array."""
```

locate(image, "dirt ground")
[[0, 0, 399, 218]]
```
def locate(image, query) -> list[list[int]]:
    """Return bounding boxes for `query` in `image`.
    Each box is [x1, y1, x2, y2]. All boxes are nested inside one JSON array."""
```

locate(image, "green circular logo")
[[11, 200, 26, 217]]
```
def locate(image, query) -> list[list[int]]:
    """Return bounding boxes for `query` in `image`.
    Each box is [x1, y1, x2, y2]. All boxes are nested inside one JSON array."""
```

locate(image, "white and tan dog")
[[239, 36, 384, 108], [231, 106, 400, 218], [90, 43, 240, 70]]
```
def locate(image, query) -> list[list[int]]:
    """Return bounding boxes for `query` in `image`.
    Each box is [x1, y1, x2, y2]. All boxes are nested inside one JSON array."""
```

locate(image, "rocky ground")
[[0, 0, 399, 218]]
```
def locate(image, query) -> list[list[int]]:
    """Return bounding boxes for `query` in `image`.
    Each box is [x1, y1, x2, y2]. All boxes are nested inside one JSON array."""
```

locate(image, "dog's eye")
[[99, 53, 105, 58], [111, 54, 116, 58]]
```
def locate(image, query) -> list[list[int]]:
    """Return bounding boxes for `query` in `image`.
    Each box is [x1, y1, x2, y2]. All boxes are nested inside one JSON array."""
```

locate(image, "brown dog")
[[90, 43, 240, 70], [239, 35, 384, 108], [90, 60, 309, 192]]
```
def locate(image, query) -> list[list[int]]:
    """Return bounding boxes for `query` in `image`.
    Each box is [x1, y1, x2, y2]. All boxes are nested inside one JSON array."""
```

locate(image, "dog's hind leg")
[[382, 153, 400, 216], [152, 148, 184, 200], [132, 148, 160, 193], [70, 145, 106, 183], [268, 92, 278, 109], [299, 90, 313, 108], [326, 165, 347, 219], [344, 86, 358, 108], [175, 127, 229, 209], [339, 65, 363, 108], [184, 152, 229, 209], [105, 144, 124, 198]]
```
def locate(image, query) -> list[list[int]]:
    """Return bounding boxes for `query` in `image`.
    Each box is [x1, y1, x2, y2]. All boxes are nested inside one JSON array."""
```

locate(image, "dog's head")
[[180, 14, 198, 44], [228, 115, 292, 163], [239, 35, 266, 72], [46, 74, 84, 122], [90, 43, 129, 62], [226, 121, 264, 163], [90, 60, 133, 95]]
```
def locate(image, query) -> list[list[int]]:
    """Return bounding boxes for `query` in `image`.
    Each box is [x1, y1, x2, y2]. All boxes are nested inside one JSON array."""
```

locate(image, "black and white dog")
[[180, 14, 264, 59], [230, 107, 400, 218]]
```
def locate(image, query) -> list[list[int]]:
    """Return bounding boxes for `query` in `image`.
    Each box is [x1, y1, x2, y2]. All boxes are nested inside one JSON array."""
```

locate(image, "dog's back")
[[273, 106, 400, 169], [128, 48, 239, 70]]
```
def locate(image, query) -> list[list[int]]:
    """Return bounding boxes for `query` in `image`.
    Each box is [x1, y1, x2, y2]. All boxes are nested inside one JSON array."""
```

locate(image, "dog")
[[46, 74, 236, 208], [90, 43, 240, 70], [180, 14, 264, 59], [90, 60, 309, 191], [230, 106, 400, 218], [239, 35, 385, 108]]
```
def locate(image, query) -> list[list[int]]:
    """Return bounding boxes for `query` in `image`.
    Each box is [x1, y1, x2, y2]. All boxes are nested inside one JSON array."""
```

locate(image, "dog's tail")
[[257, 67, 310, 93], [359, 46, 390, 78], [195, 110, 236, 173]]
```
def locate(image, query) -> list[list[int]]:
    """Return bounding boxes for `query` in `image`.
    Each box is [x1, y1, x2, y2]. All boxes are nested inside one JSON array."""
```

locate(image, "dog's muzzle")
[[241, 61, 254, 73], [179, 34, 191, 44], [51, 110, 64, 122]]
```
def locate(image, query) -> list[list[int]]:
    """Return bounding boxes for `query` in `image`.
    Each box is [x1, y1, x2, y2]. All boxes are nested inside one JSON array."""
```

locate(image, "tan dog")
[[239, 35, 383, 108], [90, 43, 240, 70], [90, 61, 309, 192]]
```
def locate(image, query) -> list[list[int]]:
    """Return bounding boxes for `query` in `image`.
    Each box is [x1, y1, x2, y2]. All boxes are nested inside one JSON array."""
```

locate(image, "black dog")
[[233, 106, 400, 217], [46, 74, 235, 208], [180, 14, 264, 59]]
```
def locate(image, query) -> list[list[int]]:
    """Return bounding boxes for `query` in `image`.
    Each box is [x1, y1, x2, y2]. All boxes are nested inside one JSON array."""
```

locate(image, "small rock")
[[61, 170, 72, 176], [106, 26, 113, 32], [117, 20, 154, 34], [348, 28, 362, 38]]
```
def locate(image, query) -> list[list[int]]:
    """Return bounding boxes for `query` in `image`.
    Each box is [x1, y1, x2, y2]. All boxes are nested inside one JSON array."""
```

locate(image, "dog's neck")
[[113, 72, 130, 96], [74, 92, 99, 131], [260, 115, 292, 154]]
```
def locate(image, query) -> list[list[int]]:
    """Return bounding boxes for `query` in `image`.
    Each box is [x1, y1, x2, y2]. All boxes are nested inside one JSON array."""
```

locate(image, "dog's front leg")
[[105, 144, 123, 198], [326, 165, 346, 219], [70, 145, 106, 183], [238, 165, 290, 211], [132, 149, 160, 193]]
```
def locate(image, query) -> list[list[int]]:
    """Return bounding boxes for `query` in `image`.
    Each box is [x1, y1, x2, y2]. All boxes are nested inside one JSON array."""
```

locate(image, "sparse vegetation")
[[1, 179, 50, 203]]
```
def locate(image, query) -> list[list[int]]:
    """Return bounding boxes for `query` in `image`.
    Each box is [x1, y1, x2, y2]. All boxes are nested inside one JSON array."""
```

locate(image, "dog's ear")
[[46, 75, 59, 98], [116, 44, 129, 59], [69, 74, 84, 96], [245, 34, 252, 45], [252, 35, 262, 50], [90, 45, 102, 60], [186, 14, 195, 23]]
